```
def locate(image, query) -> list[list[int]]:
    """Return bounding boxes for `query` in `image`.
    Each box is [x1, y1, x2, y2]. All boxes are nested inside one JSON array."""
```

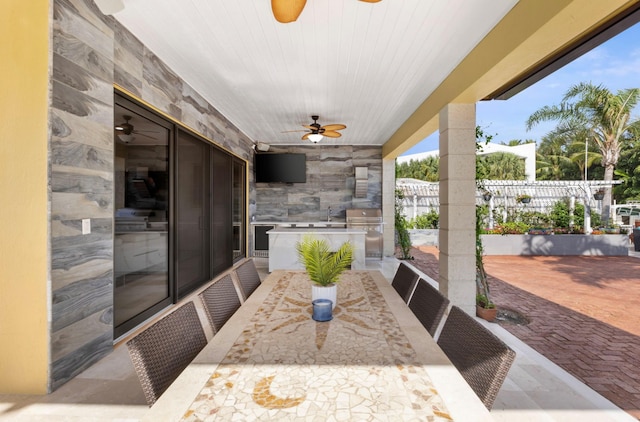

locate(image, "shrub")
[[550, 198, 602, 229], [411, 210, 439, 229], [485, 221, 530, 234]]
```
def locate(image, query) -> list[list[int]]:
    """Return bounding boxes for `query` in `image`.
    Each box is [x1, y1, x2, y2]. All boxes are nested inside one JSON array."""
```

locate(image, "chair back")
[[407, 278, 450, 336], [390, 262, 419, 303], [126, 301, 207, 406], [234, 258, 261, 300], [198, 273, 242, 333], [437, 305, 516, 409]]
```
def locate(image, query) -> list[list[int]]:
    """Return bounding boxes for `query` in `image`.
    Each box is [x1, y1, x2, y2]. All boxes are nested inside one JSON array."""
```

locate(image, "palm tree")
[[527, 82, 640, 223], [477, 152, 526, 180]]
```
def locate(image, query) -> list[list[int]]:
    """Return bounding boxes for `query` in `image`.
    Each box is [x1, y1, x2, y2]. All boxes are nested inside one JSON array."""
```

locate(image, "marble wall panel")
[[49, 0, 115, 391], [254, 145, 382, 223], [52, 109, 112, 150], [51, 308, 113, 363], [51, 330, 112, 390], [52, 275, 113, 332], [53, 53, 113, 102], [141, 51, 183, 120], [53, 0, 113, 59], [113, 22, 144, 95]]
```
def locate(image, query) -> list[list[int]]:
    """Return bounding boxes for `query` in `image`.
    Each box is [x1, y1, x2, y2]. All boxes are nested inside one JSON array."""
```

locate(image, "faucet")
[[327, 206, 332, 222]]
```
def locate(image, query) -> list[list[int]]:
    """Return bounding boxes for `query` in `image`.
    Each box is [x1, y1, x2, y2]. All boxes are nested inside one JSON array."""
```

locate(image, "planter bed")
[[481, 234, 629, 256]]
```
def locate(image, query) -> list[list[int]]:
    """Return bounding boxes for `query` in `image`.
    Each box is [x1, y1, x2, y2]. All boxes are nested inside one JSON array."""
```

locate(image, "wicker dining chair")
[[390, 262, 420, 303], [407, 278, 450, 336], [437, 305, 516, 409], [126, 301, 207, 406], [198, 273, 242, 333], [234, 258, 261, 300]]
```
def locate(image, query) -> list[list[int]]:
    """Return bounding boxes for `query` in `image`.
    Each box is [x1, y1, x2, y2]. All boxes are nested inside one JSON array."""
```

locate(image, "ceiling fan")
[[114, 115, 159, 143], [283, 115, 346, 143], [272, 0, 381, 24]]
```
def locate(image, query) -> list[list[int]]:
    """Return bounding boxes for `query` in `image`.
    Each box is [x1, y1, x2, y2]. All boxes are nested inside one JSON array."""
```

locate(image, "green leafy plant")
[[411, 210, 439, 229], [484, 221, 530, 235], [476, 293, 495, 309], [395, 188, 413, 259], [516, 194, 532, 203], [296, 236, 353, 286]]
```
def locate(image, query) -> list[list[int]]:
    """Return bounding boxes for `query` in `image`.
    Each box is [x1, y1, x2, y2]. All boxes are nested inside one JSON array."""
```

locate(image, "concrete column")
[[382, 158, 396, 257], [438, 104, 476, 315]]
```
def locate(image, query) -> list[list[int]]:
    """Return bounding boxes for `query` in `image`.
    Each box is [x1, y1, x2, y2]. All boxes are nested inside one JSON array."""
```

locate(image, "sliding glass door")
[[114, 96, 172, 338], [175, 129, 211, 297], [114, 92, 248, 336]]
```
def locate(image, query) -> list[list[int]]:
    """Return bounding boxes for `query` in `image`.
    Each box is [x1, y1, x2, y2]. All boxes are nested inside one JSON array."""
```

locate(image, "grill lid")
[[346, 209, 382, 224]]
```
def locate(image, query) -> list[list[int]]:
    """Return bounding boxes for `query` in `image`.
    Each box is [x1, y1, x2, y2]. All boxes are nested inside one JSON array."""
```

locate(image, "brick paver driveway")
[[411, 246, 640, 420]]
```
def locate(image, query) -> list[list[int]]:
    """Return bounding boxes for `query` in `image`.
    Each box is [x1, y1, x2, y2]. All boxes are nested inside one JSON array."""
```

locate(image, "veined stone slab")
[[268, 228, 366, 272]]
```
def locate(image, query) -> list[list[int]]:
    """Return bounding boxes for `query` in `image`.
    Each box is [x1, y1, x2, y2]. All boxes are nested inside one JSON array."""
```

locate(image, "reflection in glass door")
[[114, 98, 172, 338], [232, 158, 246, 261]]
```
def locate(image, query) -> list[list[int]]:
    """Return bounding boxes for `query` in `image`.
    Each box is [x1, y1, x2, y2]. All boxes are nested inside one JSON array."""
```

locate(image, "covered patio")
[[2, 0, 640, 419]]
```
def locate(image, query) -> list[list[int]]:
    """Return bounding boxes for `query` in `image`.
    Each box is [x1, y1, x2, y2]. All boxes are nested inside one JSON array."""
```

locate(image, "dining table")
[[143, 270, 493, 421]]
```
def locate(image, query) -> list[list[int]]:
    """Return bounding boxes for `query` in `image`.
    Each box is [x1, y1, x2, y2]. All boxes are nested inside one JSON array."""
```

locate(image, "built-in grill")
[[346, 208, 383, 259]]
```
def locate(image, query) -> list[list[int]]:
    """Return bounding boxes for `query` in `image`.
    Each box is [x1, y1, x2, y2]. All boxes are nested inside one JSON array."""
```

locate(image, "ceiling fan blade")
[[133, 130, 161, 134], [359, 0, 382, 2], [321, 124, 346, 131], [281, 129, 308, 133], [301, 133, 311, 140], [135, 132, 159, 140], [272, 0, 306, 23], [322, 131, 342, 138], [302, 125, 320, 130]]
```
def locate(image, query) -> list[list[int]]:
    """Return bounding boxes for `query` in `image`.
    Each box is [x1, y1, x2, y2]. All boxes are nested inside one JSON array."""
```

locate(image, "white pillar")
[[438, 103, 476, 315], [382, 158, 396, 256], [569, 196, 575, 228], [488, 196, 495, 229]]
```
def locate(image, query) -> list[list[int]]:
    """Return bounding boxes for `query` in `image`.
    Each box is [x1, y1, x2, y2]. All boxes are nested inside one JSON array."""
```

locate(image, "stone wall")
[[254, 145, 382, 222], [50, 0, 116, 390], [49, 0, 255, 390]]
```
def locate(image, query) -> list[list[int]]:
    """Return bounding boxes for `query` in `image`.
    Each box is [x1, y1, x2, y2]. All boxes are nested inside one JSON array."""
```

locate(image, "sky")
[[401, 22, 640, 156]]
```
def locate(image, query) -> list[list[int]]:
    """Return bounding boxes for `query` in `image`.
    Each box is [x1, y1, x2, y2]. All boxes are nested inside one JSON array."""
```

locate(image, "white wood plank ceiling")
[[113, 0, 518, 147]]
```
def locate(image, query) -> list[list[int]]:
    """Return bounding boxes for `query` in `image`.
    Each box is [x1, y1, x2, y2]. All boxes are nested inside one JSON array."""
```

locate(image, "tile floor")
[[0, 255, 637, 421]]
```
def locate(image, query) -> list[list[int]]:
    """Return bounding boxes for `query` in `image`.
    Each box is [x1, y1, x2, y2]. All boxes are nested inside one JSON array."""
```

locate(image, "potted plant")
[[516, 194, 532, 204], [296, 235, 353, 310], [476, 206, 497, 322], [593, 189, 605, 201], [476, 293, 497, 322]]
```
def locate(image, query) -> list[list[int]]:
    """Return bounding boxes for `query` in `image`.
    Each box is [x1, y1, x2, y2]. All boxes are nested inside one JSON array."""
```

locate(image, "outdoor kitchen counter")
[[267, 227, 366, 272]]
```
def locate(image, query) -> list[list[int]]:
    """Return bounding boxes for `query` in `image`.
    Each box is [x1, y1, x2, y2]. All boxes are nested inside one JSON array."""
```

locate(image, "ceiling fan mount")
[[282, 115, 347, 142], [115, 115, 135, 135]]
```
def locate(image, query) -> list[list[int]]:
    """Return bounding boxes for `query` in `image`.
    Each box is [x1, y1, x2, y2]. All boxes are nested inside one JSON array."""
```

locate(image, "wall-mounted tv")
[[255, 153, 306, 183]]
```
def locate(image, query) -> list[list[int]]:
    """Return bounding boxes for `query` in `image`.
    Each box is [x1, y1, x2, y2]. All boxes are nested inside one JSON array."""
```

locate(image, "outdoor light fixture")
[[117, 134, 135, 144], [308, 133, 323, 143], [94, 0, 125, 15]]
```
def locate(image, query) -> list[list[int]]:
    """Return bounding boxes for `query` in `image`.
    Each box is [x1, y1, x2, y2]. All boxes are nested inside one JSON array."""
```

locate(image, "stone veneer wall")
[[49, 0, 255, 391], [254, 145, 382, 222]]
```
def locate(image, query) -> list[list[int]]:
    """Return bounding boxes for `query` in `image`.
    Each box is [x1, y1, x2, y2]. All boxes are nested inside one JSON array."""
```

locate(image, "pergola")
[[397, 178, 625, 232]]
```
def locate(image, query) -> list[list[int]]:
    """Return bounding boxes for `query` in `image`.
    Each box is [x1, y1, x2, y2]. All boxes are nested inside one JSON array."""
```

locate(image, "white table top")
[[144, 270, 492, 421]]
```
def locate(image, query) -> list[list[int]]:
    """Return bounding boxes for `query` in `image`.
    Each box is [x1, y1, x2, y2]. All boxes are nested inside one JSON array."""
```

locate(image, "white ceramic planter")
[[311, 284, 337, 309]]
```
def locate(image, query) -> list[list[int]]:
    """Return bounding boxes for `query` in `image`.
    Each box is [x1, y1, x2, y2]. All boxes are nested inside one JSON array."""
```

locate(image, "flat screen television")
[[255, 153, 306, 183]]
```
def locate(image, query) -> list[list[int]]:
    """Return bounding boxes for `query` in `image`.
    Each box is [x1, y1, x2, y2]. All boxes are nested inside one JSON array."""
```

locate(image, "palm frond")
[[296, 235, 354, 286]]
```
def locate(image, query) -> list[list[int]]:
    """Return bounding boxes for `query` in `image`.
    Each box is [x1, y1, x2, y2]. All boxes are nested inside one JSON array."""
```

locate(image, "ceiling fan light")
[[118, 134, 135, 144], [308, 133, 323, 143]]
